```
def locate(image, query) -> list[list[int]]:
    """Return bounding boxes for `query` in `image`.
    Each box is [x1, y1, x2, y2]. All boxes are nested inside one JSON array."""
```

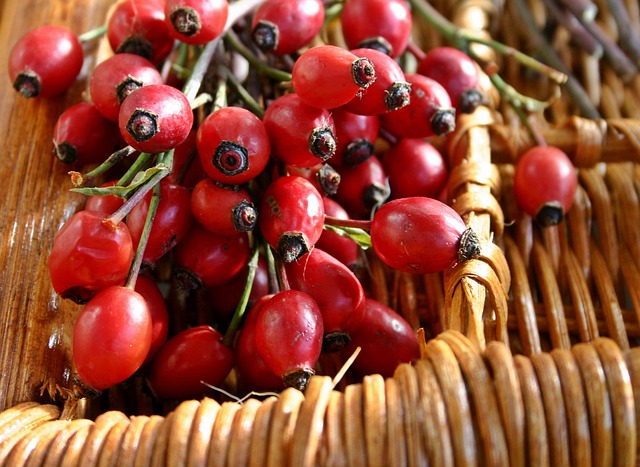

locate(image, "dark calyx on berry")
[[277, 231, 311, 263], [309, 126, 337, 161], [126, 109, 160, 142], [73, 373, 103, 399], [252, 20, 278, 52], [175, 267, 204, 291], [459, 89, 484, 114], [384, 81, 412, 112], [117, 35, 154, 61], [54, 141, 78, 164], [457, 227, 482, 262], [213, 141, 249, 176], [430, 108, 456, 136], [116, 77, 144, 104], [322, 331, 351, 353], [232, 200, 258, 231], [170, 6, 202, 36], [363, 183, 389, 211], [13, 70, 41, 98], [351, 57, 376, 89], [316, 164, 341, 196], [282, 367, 315, 392], [535, 202, 565, 227], [357, 36, 393, 56], [344, 139, 374, 166]]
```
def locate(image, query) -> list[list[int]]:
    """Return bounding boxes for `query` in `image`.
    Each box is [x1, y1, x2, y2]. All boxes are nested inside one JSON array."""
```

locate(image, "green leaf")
[[323, 224, 372, 249], [71, 164, 170, 197]]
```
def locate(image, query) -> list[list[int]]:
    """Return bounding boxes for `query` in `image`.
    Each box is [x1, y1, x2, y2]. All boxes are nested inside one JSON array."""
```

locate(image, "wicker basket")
[[2, 0, 640, 465]]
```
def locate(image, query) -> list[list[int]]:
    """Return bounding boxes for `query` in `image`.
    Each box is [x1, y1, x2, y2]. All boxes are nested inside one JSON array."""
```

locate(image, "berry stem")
[[117, 152, 155, 188], [221, 66, 266, 118], [224, 29, 293, 82], [77, 24, 107, 43], [323, 215, 371, 230], [604, 0, 640, 67], [263, 240, 281, 295], [124, 181, 161, 290], [69, 146, 136, 187], [222, 245, 260, 347]]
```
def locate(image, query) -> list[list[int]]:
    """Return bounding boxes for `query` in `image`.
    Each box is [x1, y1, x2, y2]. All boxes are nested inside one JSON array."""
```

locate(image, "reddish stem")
[[324, 215, 372, 230]]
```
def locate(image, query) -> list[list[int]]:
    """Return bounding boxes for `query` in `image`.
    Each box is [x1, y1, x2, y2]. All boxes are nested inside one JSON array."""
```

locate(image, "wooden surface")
[[0, 0, 111, 410]]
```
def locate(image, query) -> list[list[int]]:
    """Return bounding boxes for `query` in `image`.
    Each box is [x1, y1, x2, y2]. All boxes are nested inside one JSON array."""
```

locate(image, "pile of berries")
[[9, 0, 577, 402]]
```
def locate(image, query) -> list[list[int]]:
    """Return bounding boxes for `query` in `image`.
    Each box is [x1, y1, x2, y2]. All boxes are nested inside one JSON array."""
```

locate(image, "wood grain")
[[0, 0, 111, 410]]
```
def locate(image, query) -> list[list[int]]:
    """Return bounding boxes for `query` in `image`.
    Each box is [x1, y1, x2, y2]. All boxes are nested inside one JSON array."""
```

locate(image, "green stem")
[[222, 245, 260, 347], [222, 67, 265, 118], [264, 241, 281, 295], [78, 24, 107, 43], [125, 181, 161, 289], [224, 29, 293, 82], [70, 146, 136, 187], [117, 152, 155, 188]]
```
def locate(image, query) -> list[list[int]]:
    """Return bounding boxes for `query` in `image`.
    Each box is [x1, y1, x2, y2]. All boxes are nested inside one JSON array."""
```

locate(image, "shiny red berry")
[[331, 109, 379, 167], [134, 275, 169, 365], [190, 179, 257, 235], [333, 155, 388, 219], [316, 197, 360, 270], [165, 0, 228, 45], [118, 84, 194, 153], [9, 25, 83, 98], [513, 145, 578, 226], [370, 197, 481, 274]]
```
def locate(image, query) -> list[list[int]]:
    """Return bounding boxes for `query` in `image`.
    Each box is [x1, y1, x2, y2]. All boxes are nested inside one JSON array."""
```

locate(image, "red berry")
[[126, 181, 194, 266], [263, 93, 337, 168], [380, 73, 455, 139], [173, 223, 250, 289], [285, 248, 365, 352], [196, 106, 270, 185], [340, 0, 412, 58], [90, 53, 163, 122], [286, 163, 341, 197], [292, 45, 376, 110], [9, 25, 83, 98], [254, 290, 324, 391], [147, 325, 234, 400], [331, 109, 379, 167], [316, 197, 360, 270], [513, 145, 578, 226], [118, 84, 194, 153], [73, 286, 152, 391], [333, 155, 388, 219], [251, 0, 325, 55], [258, 175, 325, 262], [53, 102, 123, 165], [342, 298, 419, 378], [48, 211, 133, 303], [134, 275, 169, 365], [107, 0, 174, 65], [190, 179, 257, 235], [370, 197, 481, 274], [165, 0, 229, 45], [84, 181, 125, 214], [382, 138, 448, 200], [417, 46, 483, 114], [341, 47, 411, 116]]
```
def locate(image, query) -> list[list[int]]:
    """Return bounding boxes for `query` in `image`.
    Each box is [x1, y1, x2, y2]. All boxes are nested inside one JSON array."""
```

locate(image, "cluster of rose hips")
[[9, 0, 578, 401]]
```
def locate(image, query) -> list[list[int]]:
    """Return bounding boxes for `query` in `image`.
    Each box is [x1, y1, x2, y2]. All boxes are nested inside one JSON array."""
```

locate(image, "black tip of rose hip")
[[351, 57, 376, 89], [252, 20, 278, 52], [459, 89, 484, 114], [175, 267, 204, 291], [277, 232, 311, 263], [13, 71, 41, 98], [126, 109, 159, 142], [116, 77, 144, 104], [322, 331, 351, 353], [214, 141, 249, 176], [430, 108, 456, 136], [316, 164, 341, 196], [363, 183, 390, 211], [170, 6, 202, 37], [384, 81, 412, 112], [54, 141, 78, 164], [282, 367, 315, 392], [357, 36, 393, 56], [232, 200, 258, 231], [457, 227, 481, 262], [535, 203, 565, 227], [73, 374, 102, 399], [117, 36, 154, 62], [344, 139, 374, 166], [309, 126, 337, 161]]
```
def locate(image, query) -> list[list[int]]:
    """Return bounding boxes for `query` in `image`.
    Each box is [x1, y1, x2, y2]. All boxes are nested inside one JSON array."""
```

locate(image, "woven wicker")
[[2, 0, 640, 465]]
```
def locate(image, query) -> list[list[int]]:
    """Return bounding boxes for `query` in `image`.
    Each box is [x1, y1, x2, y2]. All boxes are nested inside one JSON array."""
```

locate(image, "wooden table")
[[0, 0, 112, 410]]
